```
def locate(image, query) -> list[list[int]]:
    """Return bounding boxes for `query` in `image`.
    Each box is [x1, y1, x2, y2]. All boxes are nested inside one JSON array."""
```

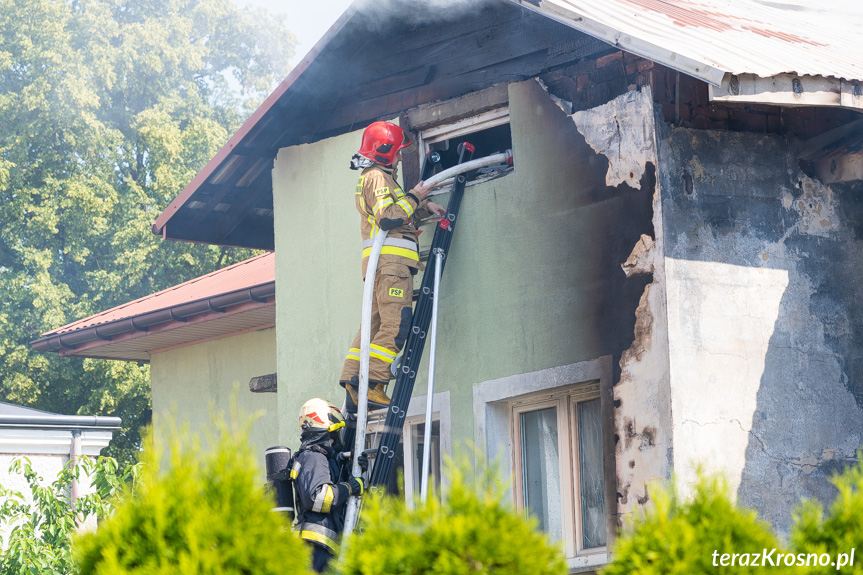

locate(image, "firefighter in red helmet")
[[340, 121, 446, 408]]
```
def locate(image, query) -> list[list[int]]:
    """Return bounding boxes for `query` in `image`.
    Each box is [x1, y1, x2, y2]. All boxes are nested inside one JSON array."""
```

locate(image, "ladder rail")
[[341, 227, 388, 542], [369, 159, 472, 488]]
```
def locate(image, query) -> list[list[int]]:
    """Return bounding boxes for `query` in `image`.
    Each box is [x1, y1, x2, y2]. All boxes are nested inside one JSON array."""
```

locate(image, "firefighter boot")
[[341, 376, 390, 409], [367, 380, 391, 407]]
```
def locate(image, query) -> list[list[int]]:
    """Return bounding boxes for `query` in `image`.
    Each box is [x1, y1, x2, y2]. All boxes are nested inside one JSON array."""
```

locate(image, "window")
[[418, 108, 512, 172], [474, 357, 614, 571], [363, 392, 450, 506], [512, 384, 607, 558], [402, 106, 514, 191]]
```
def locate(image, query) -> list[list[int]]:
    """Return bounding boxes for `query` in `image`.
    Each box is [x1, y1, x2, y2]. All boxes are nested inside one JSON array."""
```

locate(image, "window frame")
[[363, 391, 451, 507], [474, 357, 615, 572], [416, 107, 510, 160], [510, 384, 606, 561]]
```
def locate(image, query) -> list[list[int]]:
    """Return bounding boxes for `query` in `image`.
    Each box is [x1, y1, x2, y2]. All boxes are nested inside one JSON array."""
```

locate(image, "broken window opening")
[[414, 108, 513, 189]]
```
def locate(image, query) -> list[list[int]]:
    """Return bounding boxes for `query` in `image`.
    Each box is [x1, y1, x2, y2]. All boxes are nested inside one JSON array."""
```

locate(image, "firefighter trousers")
[[340, 264, 413, 383]]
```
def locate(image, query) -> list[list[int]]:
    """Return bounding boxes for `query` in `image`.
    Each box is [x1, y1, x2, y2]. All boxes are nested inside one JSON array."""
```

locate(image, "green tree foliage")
[[0, 455, 137, 575], [336, 456, 568, 575], [790, 456, 863, 574], [74, 419, 313, 575], [0, 0, 295, 465], [602, 474, 791, 575]]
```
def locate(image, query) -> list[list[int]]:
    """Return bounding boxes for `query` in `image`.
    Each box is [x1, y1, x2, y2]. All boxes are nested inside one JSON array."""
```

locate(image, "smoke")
[[351, 0, 503, 30]]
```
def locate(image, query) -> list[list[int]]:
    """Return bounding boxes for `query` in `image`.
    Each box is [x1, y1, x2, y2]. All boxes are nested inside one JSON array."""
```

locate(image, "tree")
[[0, 455, 137, 575], [0, 0, 295, 465]]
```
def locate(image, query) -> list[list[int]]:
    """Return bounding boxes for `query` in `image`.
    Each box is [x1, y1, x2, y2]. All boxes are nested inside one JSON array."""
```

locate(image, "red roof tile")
[[42, 252, 274, 337]]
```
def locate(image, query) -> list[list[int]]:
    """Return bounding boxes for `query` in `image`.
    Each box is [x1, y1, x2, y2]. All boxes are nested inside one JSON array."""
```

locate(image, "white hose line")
[[422, 150, 511, 190], [420, 248, 444, 503], [341, 228, 388, 545], [341, 150, 511, 541]]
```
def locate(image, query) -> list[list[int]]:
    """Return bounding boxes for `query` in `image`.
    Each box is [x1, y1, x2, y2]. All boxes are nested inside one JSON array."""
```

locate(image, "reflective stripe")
[[312, 484, 334, 513], [362, 246, 420, 261], [321, 485, 335, 513], [361, 238, 417, 251], [290, 460, 301, 480], [373, 197, 394, 215], [396, 198, 414, 217], [299, 523, 339, 553], [370, 351, 395, 364], [395, 187, 404, 198], [370, 344, 396, 360], [345, 347, 360, 362]]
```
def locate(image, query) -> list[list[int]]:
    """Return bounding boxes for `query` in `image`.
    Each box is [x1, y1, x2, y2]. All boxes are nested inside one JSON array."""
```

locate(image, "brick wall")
[[541, 50, 857, 139]]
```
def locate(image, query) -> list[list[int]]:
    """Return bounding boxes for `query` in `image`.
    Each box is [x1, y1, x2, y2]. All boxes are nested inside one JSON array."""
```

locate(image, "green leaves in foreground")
[[74, 418, 312, 575], [336, 455, 567, 575], [603, 474, 786, 575], [791, 456, 863, 574], [604, 458, 863, 575]]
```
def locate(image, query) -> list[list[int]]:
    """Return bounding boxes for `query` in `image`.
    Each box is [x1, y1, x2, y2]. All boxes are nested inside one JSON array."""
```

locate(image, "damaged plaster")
[[530, 78, 669, 522], [572, 88, 657, 190], [657, 125, 863, 534], [555, 83, 673, 520]]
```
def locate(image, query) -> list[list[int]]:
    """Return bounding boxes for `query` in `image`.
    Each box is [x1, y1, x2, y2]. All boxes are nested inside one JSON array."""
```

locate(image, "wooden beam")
[[799, 118, 863, 161], [813, 152, 863, 183], [709, 73, 863, 111]]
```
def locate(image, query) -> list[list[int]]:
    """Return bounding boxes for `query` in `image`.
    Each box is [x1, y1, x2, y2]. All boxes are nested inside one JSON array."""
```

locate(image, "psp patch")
[[388, 288, 404, 297], [374, 187, 390, 197]]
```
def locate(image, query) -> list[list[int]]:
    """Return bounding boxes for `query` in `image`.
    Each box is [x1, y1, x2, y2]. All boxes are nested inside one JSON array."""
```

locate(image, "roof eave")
[[31, 282, 276, 355], [509, 0, 726, 86]]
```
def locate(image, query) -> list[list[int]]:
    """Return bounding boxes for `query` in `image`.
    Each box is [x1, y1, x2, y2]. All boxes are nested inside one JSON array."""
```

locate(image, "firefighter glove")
[[347, 477, 365, 496], [357, 453, 369, 472]]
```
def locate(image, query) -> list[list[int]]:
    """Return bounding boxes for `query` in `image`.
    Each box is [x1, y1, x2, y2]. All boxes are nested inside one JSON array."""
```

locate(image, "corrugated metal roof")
[[43, 252, 274, 336], [516, 0, 863, 83]]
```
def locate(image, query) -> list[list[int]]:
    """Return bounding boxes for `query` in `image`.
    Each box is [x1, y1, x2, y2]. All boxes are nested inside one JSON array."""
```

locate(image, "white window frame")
[[403, 391, 451, 505], [474, 357, 614, 572], [417, 107, 510, 159], [364, 391, 451, 507]]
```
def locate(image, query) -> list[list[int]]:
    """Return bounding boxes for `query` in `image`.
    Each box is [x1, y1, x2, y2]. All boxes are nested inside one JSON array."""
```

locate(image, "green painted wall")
[[274, 79, 642, 450], [150, 327, 278, 458]]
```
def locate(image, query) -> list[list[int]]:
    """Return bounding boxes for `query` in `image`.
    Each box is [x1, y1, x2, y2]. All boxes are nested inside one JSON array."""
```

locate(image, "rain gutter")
[[31, 282, 275, 353], [0, 414, 122, 430]]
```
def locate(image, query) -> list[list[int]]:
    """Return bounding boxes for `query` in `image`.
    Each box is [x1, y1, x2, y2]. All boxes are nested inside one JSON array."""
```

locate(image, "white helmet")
[[298, 398, 345, 432]]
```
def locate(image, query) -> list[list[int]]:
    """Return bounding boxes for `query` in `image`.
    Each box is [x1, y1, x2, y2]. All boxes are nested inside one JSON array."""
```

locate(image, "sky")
[[235, 0, 354, 65]]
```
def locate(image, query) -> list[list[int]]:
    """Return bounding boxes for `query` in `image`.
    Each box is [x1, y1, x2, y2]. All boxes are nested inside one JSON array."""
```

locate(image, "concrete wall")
[[273, 79, 654, 468], [656, 123, 863, 534], [150, 328, 278, 459]]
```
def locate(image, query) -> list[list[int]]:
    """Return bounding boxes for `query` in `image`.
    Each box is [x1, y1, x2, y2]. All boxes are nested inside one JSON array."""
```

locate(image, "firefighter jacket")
[[356, 164, 429, 279], [293, 434, 349, 555]]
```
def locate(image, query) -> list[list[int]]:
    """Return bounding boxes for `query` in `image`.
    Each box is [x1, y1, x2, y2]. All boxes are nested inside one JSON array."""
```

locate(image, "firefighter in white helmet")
[[293, 398, 366, 572], [340, 120, 446, 408]]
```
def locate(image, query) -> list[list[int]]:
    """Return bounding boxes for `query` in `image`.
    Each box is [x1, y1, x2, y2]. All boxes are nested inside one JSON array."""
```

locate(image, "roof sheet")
[[42, 252, 274, 336], [520, 0, 863, 83]]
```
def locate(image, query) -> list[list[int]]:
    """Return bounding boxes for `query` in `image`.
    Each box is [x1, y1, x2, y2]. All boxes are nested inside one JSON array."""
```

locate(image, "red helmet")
[[357, 121, 412, 165]]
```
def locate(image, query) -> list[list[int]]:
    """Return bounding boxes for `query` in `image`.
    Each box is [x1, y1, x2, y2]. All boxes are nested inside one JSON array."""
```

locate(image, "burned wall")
[[565, 86, 675, 522], [657, 122, 863, 534]]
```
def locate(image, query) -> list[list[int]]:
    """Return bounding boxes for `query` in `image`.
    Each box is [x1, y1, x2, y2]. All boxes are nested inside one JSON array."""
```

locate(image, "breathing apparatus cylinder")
[[265, 446, 295, 522]]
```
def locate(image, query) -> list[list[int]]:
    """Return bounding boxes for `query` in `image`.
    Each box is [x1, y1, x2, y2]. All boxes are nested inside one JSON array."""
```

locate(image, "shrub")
[[74, 418, 312, 575], [790, 456, 863, 574], [335, 454, 567, 575], [0, 455, 131, 575], [602, 473, 792, 575]]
